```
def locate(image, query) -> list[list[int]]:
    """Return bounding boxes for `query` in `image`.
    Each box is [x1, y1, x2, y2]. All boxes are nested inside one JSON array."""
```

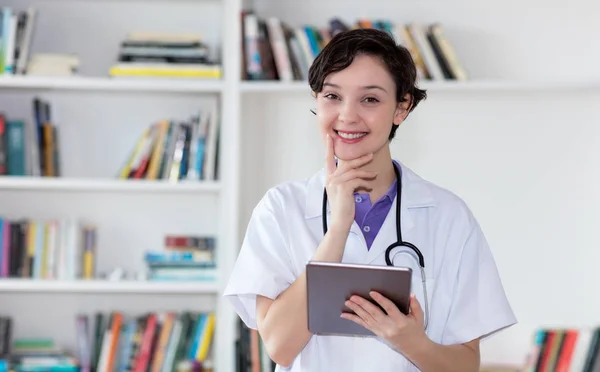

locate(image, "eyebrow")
[[323, 82, 388, 93]]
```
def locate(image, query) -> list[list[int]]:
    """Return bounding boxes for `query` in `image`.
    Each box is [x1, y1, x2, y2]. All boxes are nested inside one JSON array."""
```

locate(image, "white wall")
[[240, 0, 600, 366]]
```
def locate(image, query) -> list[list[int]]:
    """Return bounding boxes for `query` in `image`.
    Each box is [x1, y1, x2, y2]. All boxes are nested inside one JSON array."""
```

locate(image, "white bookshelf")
[[0, 0, 240, 372], [0, 176, 221, 193], [0, 0, 598, 370], [2, 76, 598, 95], [0, 75, 225, 93], [0, 279, 220, 294]]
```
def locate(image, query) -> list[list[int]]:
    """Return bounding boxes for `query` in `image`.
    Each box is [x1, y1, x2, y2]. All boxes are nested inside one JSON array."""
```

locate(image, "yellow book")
[[41, 223, 49, 278], [146, 120, 169, 180], [83, 226, 96, 279], [109, 64, 222, 79], [24, 222, 37, 277], [119, 127, 151, 179], [196, 313, 216, 361], [125, 33, 203, 43]]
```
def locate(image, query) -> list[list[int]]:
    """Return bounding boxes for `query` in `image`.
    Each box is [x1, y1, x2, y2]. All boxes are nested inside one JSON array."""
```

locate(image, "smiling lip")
[[334, 130, 368, 144]]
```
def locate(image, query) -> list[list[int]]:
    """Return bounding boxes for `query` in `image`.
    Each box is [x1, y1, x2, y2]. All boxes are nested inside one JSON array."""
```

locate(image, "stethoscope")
[[321, 162, 429, 330]]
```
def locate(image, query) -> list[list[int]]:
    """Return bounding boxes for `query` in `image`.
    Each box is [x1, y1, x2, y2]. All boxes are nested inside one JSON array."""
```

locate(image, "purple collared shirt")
[[354, 161, 400, 250]]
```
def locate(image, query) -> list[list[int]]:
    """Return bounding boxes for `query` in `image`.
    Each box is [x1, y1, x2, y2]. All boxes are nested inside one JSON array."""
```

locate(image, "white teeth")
[[337, 131, 367, 139]]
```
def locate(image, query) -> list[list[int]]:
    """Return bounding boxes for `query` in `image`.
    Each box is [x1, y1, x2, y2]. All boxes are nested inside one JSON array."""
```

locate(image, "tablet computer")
[[306, 261, 412, 337]]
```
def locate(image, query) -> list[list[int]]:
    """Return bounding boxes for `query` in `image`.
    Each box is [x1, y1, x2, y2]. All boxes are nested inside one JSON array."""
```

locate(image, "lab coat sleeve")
[[440, 221, 517, 345], [223, 190, 296, 330]]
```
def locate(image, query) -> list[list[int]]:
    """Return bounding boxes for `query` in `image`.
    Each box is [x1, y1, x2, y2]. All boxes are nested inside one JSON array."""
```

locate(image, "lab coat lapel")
[[346, 220, 369, 263]]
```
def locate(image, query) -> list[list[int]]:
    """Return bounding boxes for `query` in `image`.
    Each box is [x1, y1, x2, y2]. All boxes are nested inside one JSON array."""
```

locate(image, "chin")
[[332, 133, 386, 161], [334, 146, 373, 161]]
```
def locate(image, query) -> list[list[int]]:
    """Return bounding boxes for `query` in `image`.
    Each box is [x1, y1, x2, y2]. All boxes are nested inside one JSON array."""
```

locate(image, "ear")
[[393, 93, 412, 125]]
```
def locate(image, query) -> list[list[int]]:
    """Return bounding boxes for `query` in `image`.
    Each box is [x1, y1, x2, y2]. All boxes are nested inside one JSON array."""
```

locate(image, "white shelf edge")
[[2, 77, 594, 94], [239, 79, 600, 93], [0, 75, 224, 93], [0, 176, 221, 193], [241, 81, 310, 93], [0, 279, 220, 294]]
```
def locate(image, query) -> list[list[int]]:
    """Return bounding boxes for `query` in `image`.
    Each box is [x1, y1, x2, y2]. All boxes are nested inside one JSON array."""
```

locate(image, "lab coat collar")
[[304, 160, 437, 221]]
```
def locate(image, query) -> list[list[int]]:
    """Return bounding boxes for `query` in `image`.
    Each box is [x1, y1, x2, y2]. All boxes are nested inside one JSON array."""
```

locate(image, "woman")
[[224, 28, 516, 371]]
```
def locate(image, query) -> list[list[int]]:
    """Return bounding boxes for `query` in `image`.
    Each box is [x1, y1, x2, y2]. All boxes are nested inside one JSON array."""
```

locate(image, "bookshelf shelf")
[[0, 75, 224, 93], [5, 75, 590, 96], [0, 279, 220, 294], [239, 79, 600, 93], [0, 176, 221, 193], [240, 81, 309, 93]]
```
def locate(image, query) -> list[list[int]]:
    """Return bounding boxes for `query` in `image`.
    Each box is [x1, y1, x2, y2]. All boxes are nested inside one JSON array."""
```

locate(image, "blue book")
[[6, 120, 26, 176]]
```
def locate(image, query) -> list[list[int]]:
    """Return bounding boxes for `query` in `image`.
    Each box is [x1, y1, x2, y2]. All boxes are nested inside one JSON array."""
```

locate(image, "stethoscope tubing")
[[322, 162, 429, 330]]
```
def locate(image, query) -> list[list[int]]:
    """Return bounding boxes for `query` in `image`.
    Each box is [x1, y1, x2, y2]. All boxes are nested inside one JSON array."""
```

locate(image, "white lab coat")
[[224, 161, 516, 371]]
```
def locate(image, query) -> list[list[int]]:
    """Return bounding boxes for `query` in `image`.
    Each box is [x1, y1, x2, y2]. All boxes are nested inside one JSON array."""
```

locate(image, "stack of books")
[[143, 235, 216, 282], [108, 33, 222, 79], [26, 54, 80, 76], [5, 338, 78, 372]]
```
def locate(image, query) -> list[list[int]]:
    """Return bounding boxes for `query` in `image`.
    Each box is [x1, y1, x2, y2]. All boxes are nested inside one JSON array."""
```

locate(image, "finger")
[[335, 152, 373, 174], [369, 291, 404, 320], [408, 293, 424, 324], [340, 178, 374, 194], [340, 312, 369, 330], [345, 299, 375, 325], [331, 169, 378, 184], [349, 295, 386, 323], [325, 134, 336, 176]]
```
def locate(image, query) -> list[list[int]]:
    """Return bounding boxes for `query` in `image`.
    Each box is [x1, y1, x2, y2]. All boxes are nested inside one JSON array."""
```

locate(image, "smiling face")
[[315, 53, 409, 161]]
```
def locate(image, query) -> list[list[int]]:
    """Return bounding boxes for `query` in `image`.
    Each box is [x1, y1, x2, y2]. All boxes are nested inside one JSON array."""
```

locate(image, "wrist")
[[397, 333, 433, 363], [327, 222, 351, 237]]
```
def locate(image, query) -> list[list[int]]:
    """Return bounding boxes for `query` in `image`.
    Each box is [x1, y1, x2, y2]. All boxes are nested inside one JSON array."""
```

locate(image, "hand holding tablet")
[[306, 261, 413, 337]]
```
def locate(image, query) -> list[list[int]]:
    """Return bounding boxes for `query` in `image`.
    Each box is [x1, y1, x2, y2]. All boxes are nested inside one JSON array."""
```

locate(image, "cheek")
[[375, 106, 399, 127], [362, 109, 391, 129], [316, 103, 338, 130]]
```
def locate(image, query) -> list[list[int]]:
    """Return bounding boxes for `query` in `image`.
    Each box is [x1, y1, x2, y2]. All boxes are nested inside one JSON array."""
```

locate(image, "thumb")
[[408, 293, 424, 324]]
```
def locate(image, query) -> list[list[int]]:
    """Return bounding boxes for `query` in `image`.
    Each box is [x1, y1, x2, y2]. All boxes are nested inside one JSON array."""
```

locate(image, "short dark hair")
[[308, 28, 427, 140]]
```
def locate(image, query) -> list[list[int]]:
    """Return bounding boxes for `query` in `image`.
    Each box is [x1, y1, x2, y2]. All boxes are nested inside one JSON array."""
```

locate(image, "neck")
[[338, 146, 396, 203]]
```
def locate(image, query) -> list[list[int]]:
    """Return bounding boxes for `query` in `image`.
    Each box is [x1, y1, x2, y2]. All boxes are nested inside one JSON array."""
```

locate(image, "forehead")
[[323, 54, 394, 89]]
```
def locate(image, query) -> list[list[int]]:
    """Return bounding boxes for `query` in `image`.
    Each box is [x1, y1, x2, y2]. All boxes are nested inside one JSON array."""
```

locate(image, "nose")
[[338, 101, 359, 124]]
